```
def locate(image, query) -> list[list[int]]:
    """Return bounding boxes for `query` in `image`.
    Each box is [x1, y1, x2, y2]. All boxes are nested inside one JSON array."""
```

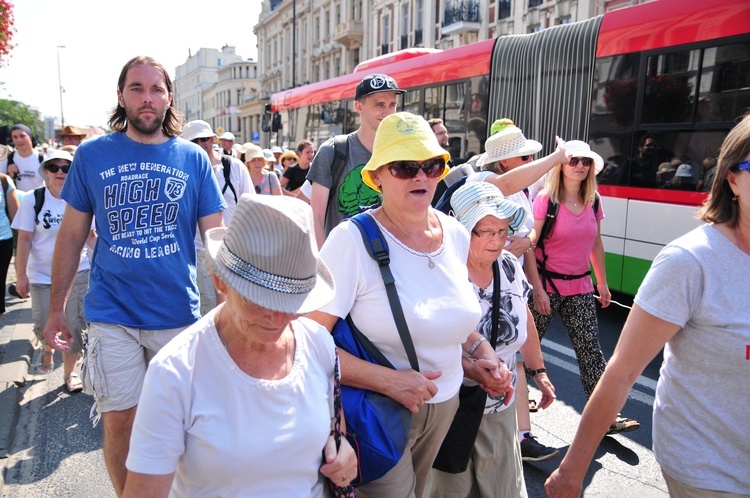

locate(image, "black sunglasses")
[[520, 155, 531, 161], [45, 164, 71, 173], [568, 157, 593, 167], [388, 158, 445, 179], [192, 137, 212, 143]]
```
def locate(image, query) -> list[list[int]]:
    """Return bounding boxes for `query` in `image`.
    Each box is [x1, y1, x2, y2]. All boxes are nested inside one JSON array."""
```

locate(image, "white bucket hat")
[[478, 119, 543, 168], [565, 140, 604, 174], [205, 194, 335, 314], [181, 120, 217, 142], [38, 149, 74, 182], [243, 144, 266, 163], [450, 182, 527, 236]]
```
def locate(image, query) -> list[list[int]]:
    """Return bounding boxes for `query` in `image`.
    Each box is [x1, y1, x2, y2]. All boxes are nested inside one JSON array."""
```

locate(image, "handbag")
[[432, 259, 502, 473], [332, 212, 420, 487], [325, 350, 357, 498]]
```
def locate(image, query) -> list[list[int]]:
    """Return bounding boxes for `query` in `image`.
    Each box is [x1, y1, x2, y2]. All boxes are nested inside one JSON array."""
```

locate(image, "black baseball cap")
[[355, 74, 406, 100]]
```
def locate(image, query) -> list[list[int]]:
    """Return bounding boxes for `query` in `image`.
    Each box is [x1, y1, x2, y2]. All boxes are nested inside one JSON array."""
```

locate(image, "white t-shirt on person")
[[319, 210, 481, 403], [8, 151, 44, 192], [126, 312, 336, 497], [11, 188, 91, 284]]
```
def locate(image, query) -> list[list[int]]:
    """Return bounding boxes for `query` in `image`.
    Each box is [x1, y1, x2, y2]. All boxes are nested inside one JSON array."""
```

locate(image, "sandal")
[[65, 372, 83, 393], [607, 415, 640, 435], [38, 350, 55, 374], [528, 398, 539, 413]]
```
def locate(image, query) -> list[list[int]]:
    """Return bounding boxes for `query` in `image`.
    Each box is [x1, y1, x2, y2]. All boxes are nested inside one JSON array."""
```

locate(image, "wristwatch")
[[468, 336, 488, 357], [527, 367, 547, 376]]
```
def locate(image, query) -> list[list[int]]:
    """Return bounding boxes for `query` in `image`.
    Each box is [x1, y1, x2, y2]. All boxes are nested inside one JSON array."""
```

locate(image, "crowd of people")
[[1, 56, 748, 498]]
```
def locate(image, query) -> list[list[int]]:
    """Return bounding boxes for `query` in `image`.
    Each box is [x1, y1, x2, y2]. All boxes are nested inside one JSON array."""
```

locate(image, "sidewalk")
[[0, 261, 37, 460]]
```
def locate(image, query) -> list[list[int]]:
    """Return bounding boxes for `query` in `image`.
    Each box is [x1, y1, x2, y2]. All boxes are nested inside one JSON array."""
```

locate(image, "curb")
[[0, 293, 34, 461]]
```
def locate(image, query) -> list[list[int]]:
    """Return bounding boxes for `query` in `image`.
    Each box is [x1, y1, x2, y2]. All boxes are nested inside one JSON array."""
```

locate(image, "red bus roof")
[[354, 48, 443, 73], [597, 0, 750, 57], [271, 39, 494, 112]]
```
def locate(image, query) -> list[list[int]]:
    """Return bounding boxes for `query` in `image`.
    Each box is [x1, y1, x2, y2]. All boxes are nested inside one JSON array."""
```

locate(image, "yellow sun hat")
[[361, 112, 451, 192]]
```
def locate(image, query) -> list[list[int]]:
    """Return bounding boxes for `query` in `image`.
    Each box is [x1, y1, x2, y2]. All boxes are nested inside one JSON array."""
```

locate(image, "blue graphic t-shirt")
[[62, 133, 226, 329]]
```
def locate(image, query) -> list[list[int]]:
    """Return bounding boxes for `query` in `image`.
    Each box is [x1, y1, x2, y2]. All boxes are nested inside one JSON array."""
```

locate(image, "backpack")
[[220, 155, 237, 203], [33, 187, 46, 225], [434, 163, 478, 214], [323, 135, 350, 223], [536, 193, 600, 294], [7, 151, 45, 181]]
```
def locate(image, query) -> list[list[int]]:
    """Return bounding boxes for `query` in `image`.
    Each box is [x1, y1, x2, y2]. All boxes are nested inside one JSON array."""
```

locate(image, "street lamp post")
[[57, 45, 66, 129]]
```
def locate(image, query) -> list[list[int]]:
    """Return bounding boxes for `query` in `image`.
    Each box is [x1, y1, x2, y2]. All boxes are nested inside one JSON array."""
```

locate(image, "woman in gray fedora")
[[123, 194, 357, 497]]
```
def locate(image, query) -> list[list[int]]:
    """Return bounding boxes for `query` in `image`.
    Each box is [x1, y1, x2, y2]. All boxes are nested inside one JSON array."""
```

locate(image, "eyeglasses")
[[568, 157, 593, 167], [471, 228, 508, 240], [388, 158, 445, 179], [192, 137, 212, 143], [45, 164, 71, 174], [735, 160, 750, 173]]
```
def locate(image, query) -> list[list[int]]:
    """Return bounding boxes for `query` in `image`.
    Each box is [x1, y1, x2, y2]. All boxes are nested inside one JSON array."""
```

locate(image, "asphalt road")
[[1, 292, 668, 497]]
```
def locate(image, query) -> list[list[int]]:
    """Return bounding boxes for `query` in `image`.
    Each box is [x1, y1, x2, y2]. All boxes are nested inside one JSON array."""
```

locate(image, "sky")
[[0, 0, 262, 128]]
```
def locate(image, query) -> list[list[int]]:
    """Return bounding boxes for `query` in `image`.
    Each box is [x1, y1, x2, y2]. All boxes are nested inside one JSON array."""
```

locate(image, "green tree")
[[0, 98, 44, 141], [0, 1, 16, 68]]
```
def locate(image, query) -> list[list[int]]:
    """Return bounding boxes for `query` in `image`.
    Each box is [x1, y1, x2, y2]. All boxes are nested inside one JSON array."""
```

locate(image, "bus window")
[[402, 89, 422, 116], [464, 76, 488, 160], [642, 49, 697, 125], [347, 99, 361, 133], [444, 82, 468, 161], [698, 42, 750, 124], [424, 87, 442, 121]]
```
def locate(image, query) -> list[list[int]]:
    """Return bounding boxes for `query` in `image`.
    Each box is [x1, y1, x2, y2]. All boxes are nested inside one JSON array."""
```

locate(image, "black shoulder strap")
[[490, 260, 501, 349], [593, 192, 600, 217], [220, 156, 238, 203], [349, 212, 420, 372], [33, 186, 46, 224], [535, 198, 561, 295], [7, 151, 13, 165]]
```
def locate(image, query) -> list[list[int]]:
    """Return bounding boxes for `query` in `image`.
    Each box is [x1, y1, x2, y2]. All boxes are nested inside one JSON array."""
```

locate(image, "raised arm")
[[545, 305, 680, 497], [486, 138, 568, 196]]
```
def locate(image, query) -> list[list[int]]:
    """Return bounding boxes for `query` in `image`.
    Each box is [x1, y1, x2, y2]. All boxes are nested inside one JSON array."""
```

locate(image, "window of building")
[[383, 12, 391, 54]]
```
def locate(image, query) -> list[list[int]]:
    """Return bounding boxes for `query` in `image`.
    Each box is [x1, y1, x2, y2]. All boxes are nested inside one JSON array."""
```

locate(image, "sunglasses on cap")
[[388, 158, 445, 180], [45, 164, 71, 173], [568, 157, 593, 167], [734, 160, 750, 173], [192, 137, 212, 143]]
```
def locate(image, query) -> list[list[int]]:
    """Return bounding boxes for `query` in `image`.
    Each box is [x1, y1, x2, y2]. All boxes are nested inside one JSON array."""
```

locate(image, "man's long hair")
[[108, 56, 182, 137]]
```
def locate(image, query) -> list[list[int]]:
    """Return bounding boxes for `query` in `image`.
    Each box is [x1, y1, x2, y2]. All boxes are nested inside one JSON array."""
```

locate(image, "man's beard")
[[125, 105, 168, 136]]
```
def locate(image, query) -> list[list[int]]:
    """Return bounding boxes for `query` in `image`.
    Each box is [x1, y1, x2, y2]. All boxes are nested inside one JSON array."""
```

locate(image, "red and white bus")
[[270, 0, 750, 294]]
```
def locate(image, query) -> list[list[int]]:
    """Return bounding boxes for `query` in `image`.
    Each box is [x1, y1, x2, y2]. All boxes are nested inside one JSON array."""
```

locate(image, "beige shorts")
[[30, 270, 89, 354], [662, 469, 750, 498], [82, 322, 186, 418]]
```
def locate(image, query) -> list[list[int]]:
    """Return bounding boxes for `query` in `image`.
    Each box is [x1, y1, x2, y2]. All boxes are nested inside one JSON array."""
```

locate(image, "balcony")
[[333, 20, 363, 49], [442, 1, 481, 35]]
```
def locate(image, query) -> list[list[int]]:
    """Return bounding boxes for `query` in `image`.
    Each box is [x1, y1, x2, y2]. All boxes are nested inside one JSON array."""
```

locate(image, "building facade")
[[173, 46, 245, 124]]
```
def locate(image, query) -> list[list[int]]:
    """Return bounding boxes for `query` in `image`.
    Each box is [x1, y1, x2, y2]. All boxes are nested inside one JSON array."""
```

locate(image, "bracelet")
[[527, 367, 547, 377], [468, 336, 488, 357]]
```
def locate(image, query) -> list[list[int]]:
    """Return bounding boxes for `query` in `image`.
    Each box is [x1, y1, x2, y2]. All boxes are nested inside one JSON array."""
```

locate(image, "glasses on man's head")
[[568, 157, 593, 167], [387, 158, 445, 180], [45, 164, 71, 174], [734, 160, 750, 173], [471, 228, 508, 240], [192, 137, 212, 144]]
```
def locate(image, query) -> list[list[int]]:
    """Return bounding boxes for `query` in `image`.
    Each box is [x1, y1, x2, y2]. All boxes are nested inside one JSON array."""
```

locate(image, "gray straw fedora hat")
[[451, 182, 527, 236], [205, 194, 335, 314]]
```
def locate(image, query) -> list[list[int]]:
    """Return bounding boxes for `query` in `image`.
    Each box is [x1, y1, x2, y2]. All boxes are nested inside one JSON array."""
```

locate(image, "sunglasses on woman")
[[568, 157, 593, 167], [192, 137, 212, 143], [45, 164, 71, 174], [388, 158, 445, 179]]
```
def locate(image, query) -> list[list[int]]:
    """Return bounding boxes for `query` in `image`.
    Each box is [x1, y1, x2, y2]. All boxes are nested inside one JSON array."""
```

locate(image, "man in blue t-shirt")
[[42, 56, 225, 496]]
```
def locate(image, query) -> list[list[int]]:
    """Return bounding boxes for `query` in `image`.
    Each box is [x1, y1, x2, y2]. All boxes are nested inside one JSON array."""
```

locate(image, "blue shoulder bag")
[[332, 212, 419, 486]]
